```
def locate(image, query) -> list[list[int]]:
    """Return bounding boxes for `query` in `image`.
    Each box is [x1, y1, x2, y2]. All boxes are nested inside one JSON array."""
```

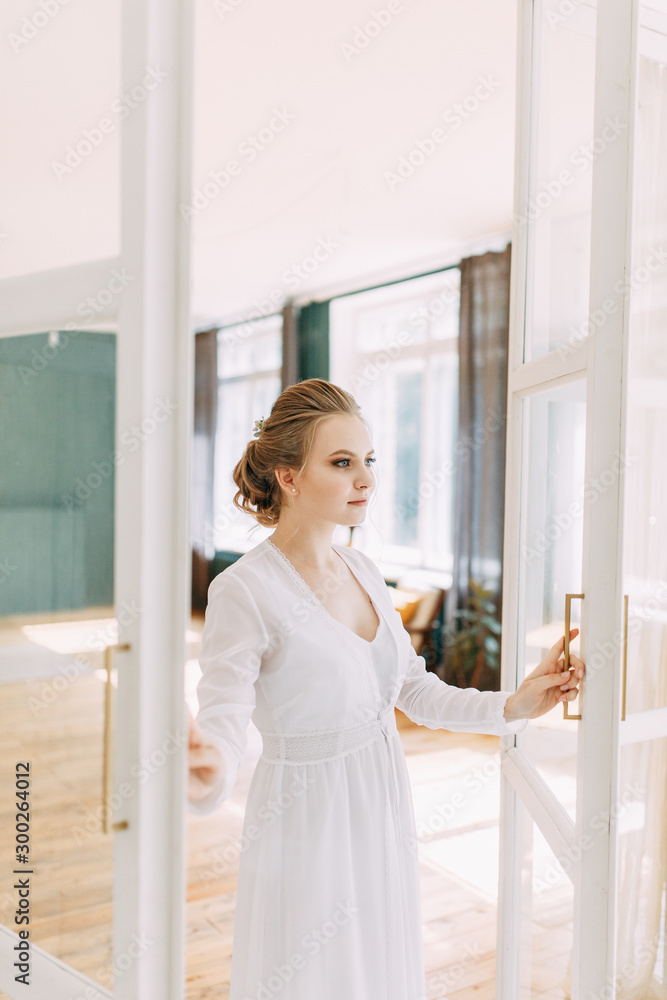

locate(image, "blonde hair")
[[232, 378, 366, 527]]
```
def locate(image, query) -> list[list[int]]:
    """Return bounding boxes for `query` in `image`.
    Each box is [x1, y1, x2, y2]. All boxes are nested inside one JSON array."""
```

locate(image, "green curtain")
[[297, 301, 330, 381]]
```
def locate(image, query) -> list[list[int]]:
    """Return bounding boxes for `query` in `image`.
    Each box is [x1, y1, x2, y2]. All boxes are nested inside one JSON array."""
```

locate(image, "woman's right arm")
[[187, 570, 270, 815]]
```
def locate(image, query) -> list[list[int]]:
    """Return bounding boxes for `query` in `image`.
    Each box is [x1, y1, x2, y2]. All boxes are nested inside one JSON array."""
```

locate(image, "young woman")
[[187, 377, 584, 1000]]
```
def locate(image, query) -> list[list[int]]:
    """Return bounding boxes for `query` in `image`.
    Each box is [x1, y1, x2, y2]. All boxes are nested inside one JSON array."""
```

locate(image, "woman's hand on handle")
[[187, 708, 225, 804], [504, 628, 585, 723]]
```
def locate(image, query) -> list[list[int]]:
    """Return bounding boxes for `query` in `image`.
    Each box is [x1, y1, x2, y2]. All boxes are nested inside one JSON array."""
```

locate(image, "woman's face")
[[287, 413, 376, 526]]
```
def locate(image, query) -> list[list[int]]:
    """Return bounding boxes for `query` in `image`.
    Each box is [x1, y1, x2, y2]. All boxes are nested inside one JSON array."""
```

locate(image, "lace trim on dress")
[[260, 708, 398, 765], [266, 538, 381, 660]]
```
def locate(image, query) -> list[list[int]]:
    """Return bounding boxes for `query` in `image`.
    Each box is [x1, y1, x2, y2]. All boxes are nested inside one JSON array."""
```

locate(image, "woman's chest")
[[294, 563, 381, 643]]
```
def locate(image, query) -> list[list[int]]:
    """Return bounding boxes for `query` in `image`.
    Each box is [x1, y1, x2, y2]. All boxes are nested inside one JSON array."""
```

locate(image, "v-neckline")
[[265, 537, 383, 645]]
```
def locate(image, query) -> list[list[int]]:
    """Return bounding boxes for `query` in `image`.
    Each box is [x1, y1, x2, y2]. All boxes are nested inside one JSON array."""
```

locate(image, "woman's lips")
[[348, 499, 368, 505]]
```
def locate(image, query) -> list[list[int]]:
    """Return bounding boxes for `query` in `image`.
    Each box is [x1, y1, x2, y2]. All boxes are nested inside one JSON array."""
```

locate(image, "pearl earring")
[[292, 488, 296, 493]]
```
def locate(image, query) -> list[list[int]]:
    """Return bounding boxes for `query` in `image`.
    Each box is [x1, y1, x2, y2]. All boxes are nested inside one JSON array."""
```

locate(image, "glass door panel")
[[615, 14, 667, 995], [518, 379, 586, 820], [518, 813, 574, 999], [615, 736, 667, 996], [525, 1, 597, 362], [622, 37, 667, 715], [0, 6, 121, 280], [0, 330, 117, 994]]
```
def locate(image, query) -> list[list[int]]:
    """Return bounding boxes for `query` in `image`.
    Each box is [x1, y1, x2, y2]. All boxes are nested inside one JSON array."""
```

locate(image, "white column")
[[113, 1, 195, 997], [574, 0, 638, 995]]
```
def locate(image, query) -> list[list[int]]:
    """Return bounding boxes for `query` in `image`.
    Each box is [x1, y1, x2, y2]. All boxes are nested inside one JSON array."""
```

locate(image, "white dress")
[[189, 537, 528, 1000]]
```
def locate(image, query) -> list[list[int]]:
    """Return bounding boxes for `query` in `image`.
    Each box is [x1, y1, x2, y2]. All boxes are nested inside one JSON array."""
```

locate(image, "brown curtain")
[[191, 329, 218, 612], [445, 245, 512, 688]]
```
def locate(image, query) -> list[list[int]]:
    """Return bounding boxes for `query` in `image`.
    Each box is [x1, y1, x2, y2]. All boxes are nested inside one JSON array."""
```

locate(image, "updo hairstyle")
[[232, 378, 366, 527]]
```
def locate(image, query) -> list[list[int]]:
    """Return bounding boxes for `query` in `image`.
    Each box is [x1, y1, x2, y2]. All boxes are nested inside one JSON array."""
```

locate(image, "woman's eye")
[[334, 458, 377, 468]]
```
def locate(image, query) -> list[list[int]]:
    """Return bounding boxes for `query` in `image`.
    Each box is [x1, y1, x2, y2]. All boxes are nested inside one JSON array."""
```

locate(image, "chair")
[[389, 585, 446, 668]]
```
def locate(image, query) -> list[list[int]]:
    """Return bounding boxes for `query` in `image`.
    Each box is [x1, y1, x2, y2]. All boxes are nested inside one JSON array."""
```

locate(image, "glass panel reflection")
[[615, 736, 667, 997], [524, 2, 597, 361], [0, 331, 117, 989], [622, 46, 667, 714], [615, 24, 667, 999], [518, 812, 574, 998], [518, 380, 586, 822]]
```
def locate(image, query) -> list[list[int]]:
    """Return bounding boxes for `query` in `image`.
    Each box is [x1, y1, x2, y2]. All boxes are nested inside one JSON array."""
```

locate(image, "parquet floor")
[[0, 609, 573, 999]]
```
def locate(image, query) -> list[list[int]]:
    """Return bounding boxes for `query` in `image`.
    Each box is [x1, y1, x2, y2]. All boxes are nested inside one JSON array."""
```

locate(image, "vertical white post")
[[574, 0, 638, 996], [497, 0, 534, 991], [113, 1, 194, 997]]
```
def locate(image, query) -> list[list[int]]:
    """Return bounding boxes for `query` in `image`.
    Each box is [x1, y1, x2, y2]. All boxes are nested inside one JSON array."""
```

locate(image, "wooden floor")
[[0, 611, 573, 999]]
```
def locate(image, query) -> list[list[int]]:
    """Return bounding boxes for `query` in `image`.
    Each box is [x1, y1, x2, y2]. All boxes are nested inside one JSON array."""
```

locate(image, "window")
[[330, 269, 460, 573], [212, 315, 282, 552]]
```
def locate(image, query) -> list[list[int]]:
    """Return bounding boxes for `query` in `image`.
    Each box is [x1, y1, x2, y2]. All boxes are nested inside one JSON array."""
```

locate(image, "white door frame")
[[497, 0, 640, 996], [0, 2, 195, 997]]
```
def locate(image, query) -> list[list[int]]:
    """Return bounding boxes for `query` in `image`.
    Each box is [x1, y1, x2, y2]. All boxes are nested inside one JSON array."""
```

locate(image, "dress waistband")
[[260, 707, 397, 764]]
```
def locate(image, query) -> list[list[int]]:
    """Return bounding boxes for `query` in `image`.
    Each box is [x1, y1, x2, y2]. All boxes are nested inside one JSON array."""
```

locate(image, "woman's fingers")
[[190, 744, 222, 769], [546, 628, 579, 662], [527, 629, 580, 680]]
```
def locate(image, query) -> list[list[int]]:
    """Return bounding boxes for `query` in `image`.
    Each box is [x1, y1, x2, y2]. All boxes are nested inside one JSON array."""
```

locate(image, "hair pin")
[[252, 417, 266, 438]]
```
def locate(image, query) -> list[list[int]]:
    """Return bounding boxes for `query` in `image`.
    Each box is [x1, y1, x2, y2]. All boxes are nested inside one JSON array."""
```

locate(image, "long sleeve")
[[396, 632, 529, 736], [188, 569, 270, 816], [349, 547, 529, 737]]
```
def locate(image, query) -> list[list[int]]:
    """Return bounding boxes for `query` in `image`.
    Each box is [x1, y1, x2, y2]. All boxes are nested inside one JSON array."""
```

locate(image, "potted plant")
[[443, 580, 502, 690]]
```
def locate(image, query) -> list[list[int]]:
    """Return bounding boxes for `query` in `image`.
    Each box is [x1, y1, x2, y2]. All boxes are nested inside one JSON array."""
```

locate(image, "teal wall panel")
[[0, 331, 116, 615]]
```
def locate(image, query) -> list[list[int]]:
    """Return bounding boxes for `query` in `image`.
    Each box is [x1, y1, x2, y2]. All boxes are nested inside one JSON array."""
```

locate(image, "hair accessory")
[[252, 417, 266, 438]]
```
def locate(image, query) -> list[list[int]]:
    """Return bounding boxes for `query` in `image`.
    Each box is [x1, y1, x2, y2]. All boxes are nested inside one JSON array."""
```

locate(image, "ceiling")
[[0, 0, 518, 328]]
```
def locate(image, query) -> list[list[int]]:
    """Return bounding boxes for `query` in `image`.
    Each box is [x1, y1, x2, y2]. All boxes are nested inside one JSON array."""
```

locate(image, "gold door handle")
[[563, 593, 584, 720], [102, 642, 131, 834], [621, 594, 628, 721]]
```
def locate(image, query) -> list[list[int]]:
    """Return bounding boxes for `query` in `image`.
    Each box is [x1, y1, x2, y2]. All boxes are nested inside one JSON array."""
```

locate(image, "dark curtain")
[[445, 244, 512, 688], [191, 329, 218, 612], [282, 300, 298, 389], [297, 301, 330, 381]]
